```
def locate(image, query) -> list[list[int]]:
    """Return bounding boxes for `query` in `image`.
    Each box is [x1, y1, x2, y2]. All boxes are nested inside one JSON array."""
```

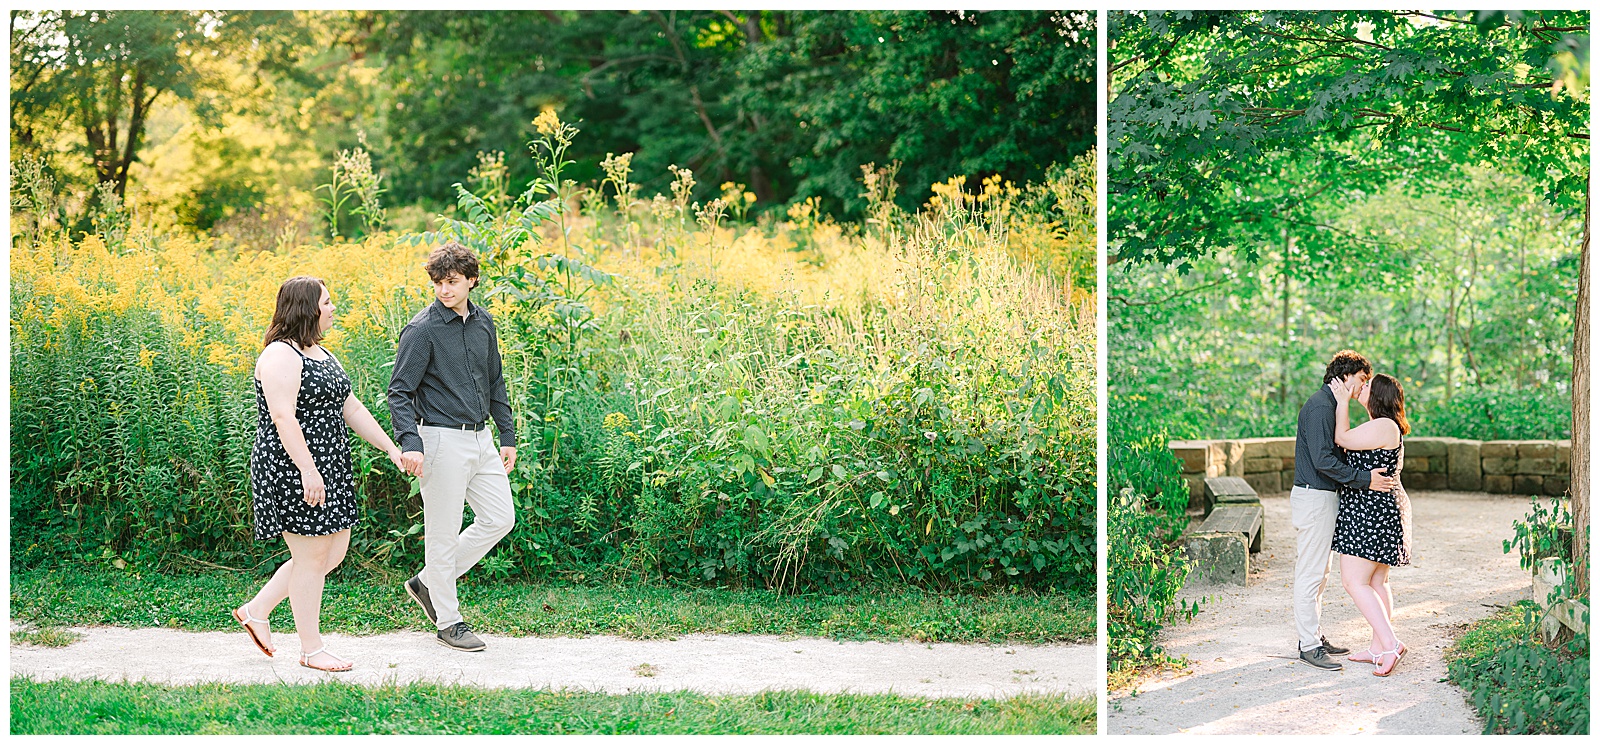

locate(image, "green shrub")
[[10, 142, 1095, 595], [1446, 602, 1589, 735], [1106, 402, 1199, 674], [1413, 385, 1573, 441]]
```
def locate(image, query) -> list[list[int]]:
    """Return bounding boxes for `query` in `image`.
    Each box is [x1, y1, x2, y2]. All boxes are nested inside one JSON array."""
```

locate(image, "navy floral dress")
[[250, 341, 357, 540], [1331, 441, 1411, 566]]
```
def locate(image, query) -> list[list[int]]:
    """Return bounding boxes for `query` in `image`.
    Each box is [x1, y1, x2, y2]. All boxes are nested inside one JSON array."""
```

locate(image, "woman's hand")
[[301, 467, 328, 507], [1329, 377, 1352, 400], [385, 448, 405, 473]]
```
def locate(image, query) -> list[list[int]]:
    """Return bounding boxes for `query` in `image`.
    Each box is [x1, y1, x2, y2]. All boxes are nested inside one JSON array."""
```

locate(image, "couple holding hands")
[[232, 241, 517, 672]]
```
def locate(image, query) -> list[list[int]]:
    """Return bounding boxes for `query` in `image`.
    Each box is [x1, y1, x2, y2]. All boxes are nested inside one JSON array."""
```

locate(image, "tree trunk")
[[1446, 280, 1456, 405], [1279, 229, 1292, 406], [1572, 187, 1589, 600]]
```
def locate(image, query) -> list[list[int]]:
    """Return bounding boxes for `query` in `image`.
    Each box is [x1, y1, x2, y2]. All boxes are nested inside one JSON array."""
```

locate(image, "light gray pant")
[[419, 426, 515, 630], [1290, 485, 1339, 651]]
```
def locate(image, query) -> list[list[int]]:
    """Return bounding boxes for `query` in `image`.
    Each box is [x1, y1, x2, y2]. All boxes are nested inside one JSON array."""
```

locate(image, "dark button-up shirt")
[[387, 299, 515, 453], [1293, 384, 1373, 492]]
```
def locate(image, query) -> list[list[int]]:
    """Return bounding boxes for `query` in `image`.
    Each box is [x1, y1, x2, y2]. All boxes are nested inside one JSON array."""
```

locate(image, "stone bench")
[[1184, 478, 1265, 586]]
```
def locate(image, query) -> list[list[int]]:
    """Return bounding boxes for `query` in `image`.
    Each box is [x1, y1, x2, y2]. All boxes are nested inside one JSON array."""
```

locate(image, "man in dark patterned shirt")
[[1290, 349, 1397, 671], [387, 241, 517, 652]]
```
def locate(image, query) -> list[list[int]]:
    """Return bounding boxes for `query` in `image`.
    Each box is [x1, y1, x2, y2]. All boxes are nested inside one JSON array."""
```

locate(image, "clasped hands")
[[393, 447, 517, 479]]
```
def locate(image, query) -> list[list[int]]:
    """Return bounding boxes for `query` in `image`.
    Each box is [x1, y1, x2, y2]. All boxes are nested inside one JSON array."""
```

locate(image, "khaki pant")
[[1290, 485, 1339, 651], [418, 426, 515, 630]]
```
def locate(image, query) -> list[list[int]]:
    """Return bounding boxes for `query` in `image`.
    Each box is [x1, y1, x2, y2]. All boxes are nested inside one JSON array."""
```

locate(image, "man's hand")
[[400, 450, 425, 479], [500, 446, 517, 474], [1369, 467, 1397, 492]]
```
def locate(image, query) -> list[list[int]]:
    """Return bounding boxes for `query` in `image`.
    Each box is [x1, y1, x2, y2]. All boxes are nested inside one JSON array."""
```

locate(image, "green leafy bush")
[[10, 137, 1095, 595], [1413, 385, 1573, 441], [1106, 402, 1199, 675], [1447, 602, 1589, 735]]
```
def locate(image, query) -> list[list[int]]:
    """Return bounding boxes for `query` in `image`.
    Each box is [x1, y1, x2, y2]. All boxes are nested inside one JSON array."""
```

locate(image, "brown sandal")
[[1372, 644, 1405, 677], [299, 646, 353, 672], [233, 604, 274, 657]]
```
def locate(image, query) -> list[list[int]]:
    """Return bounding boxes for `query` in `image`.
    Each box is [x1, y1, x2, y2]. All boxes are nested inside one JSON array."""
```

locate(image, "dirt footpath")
[[1110, 490, 1534, 735], [11, 629, 1094, 700]]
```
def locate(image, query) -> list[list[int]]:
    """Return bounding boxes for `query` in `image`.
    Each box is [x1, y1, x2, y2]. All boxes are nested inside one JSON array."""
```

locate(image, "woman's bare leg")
[[283, 529, 353, 669], [240, 558, 295, 655], [1349, 563, 1395, 663], [1341, 555, 1401, 673]]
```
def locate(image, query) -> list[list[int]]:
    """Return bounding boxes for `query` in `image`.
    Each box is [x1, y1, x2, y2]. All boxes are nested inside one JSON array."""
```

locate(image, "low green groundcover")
[[1445, 601, 1589, 735], [10, 679, 1095, 735], [9, 567, 1092, 645]]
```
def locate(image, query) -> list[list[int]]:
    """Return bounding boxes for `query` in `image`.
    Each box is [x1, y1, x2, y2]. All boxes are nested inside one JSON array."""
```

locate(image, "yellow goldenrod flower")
[[533, 109, 562, 137]]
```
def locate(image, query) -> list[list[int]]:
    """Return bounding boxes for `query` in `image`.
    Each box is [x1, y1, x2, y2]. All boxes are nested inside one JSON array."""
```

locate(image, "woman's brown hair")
[[263, 276, 327, 349], [1367, 373, 1410, 436]]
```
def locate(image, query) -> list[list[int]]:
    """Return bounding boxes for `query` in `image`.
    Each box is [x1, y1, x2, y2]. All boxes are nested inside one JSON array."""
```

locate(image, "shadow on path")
[[1110, 490, 1533, 735]]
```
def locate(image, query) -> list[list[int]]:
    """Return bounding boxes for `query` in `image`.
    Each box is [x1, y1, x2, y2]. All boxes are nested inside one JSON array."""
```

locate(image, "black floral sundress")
[[1331, 440, 1411, 566], [250, 340, 358, 540]]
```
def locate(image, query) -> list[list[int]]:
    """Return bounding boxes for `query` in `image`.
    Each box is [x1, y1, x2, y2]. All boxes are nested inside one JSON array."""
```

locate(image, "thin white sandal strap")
[[238, 605, 269, 624], [300, 646, 327, 660]]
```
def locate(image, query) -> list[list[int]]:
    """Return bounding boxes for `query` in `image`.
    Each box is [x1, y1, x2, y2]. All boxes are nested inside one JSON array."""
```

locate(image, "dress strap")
[[277, 339, 308, 359]]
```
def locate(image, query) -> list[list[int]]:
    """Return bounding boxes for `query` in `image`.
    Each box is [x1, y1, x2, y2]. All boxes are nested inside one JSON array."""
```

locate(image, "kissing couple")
[[1291, 350, 1414, 676]]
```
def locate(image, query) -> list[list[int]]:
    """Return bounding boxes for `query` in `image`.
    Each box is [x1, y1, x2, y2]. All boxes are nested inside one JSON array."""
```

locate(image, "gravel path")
[[11, 628, 1094, 700], [1110, 490, 1535, 735]]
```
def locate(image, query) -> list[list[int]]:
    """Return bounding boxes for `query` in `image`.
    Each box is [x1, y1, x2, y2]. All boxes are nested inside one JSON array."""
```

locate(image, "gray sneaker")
[[438, 622, 486, 652], [404, 574, 438, 626], [1298, 646, 1343, 671]]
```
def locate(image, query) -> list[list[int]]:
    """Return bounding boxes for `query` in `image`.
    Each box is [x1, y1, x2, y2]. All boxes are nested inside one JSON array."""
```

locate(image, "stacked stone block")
[[1169, 437, 1571, 501]]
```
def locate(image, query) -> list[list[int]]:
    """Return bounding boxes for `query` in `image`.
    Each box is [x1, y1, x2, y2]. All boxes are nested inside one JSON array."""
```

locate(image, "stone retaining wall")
[[1168, 437, 1571, 506]]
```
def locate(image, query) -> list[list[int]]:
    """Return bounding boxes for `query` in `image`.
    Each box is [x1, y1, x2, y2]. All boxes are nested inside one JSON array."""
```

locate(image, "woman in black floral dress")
[[1329, 373, 1411, 677], [232, 276, 404, 672]]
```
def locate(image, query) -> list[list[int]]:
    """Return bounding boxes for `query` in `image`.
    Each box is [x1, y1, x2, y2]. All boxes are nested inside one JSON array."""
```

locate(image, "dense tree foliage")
[[358, 10, 1094, 213], [9, 10, 1094, 232], [1107, 10, 1590, 673], [1108, 9, 1588, 439], [1109, 10, 1588, 267]]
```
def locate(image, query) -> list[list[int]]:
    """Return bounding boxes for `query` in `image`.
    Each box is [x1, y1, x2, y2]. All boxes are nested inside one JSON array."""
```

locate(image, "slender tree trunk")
[[115, 67, 154, 199], [1280, 229, 1292, 406], [1572, 188, 1589, 600], [1446, 280, 1456, 405]]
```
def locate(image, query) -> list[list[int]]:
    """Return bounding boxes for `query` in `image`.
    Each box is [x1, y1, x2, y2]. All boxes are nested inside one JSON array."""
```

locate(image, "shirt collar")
[[428, 298, 478, 325]]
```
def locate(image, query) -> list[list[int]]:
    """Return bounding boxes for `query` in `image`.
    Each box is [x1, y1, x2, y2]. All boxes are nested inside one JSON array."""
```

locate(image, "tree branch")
[[1110, 276, 1231, 307]]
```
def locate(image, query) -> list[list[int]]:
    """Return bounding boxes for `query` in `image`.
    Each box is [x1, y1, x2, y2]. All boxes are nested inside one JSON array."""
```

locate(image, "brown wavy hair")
[[425, 240, 480, 287], [1367, 373, 1410, 436], [263, 276, 327, 349], [1322, 349, 1372, 385]]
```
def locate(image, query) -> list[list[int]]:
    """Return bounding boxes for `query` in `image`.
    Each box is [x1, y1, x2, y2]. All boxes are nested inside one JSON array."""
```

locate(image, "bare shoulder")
[[1356, 416, 1402, 448], [255, 342, 304, 379], [1381, 417, 1403, 446]]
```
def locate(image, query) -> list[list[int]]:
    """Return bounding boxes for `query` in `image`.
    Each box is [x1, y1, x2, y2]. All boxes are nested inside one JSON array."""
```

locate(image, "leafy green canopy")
[[10, 10, 307, 201], [1109, 10, 1589, 268], [332, 10, 1095, 216]]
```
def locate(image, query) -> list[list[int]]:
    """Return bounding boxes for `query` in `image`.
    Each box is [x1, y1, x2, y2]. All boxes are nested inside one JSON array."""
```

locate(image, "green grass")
[[9, 567, 1091, 644], [1444, 600, 1589, 735], [10, 626, 85, 648], [9, 678, 1096, 734]]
